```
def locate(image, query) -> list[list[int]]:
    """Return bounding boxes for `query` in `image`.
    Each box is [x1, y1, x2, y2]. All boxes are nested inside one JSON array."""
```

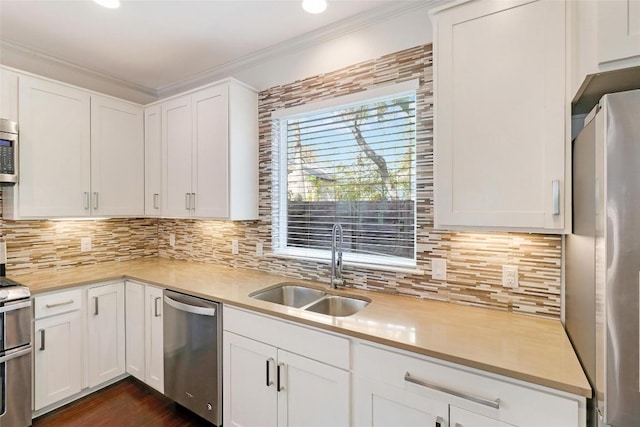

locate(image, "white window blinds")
[[280, 92, 417, 263]]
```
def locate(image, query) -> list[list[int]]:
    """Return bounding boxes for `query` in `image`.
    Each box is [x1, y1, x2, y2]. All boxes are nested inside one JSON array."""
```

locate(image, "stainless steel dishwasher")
[[163, 290, 222, 426]]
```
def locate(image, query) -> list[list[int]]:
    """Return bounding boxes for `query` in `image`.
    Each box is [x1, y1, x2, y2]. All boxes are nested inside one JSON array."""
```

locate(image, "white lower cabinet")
[[87, 281, 126, 388], [223, 306, 350, 427], [33, 289, 83, 411], [125, 281, 164, 393], [144, 285, 164, 392], [354, 343, 585, 427]]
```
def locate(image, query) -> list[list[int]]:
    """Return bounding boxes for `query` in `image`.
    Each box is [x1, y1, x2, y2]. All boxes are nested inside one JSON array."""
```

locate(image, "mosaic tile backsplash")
[[0, 44, 563, 318]]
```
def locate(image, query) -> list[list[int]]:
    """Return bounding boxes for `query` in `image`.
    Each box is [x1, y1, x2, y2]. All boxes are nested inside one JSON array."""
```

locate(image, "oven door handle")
[[0, 300, 31, 314], [0, 346, 31, 364], [164, 295, 216, 317]]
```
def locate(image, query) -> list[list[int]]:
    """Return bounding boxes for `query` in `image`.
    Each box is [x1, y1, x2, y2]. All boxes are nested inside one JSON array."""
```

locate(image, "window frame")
[[272, 80, 420, 270]]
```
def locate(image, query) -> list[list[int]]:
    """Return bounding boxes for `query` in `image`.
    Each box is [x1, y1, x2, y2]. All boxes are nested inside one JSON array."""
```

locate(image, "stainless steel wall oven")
[[0, 279, 31, 427]]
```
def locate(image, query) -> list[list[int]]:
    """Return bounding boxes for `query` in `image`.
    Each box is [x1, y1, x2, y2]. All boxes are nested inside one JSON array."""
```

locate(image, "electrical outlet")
[[502, 265, 519, 288], [256, 242, 263, 257], [80, 237, 92, 253], [169, 233, 175, 248], [231, 239, 239, 255], [431, 258, 447, 281]]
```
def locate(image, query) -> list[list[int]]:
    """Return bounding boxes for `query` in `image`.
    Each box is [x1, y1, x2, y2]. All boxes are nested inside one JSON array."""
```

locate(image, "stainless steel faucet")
[[331, 223, 344, 288]]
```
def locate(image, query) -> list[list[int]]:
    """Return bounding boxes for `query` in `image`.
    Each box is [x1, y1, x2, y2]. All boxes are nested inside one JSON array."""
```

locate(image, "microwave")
[[0, 119, 18, 186]]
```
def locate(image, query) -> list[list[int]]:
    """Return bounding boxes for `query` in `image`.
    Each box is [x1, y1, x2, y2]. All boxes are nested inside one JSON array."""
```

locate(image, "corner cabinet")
[[4, 74, 144, 219], [160, 80, 258, 220], [430, 0, 570, 233], [223, 306, 350, 427]]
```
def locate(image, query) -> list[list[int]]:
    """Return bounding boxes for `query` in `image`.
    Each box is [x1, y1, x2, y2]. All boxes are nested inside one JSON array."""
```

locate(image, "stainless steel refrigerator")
[[567, 88, 640, 427]]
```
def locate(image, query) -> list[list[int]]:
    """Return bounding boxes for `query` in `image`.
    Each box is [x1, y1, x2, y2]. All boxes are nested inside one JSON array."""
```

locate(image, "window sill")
[[267, 251, 425, 276]]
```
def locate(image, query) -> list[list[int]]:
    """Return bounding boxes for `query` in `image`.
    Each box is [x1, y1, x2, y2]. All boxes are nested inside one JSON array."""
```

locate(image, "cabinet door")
[[433, 0, 566, 231], [192, 85, 229, 218], [223, 331, 278, 427], [145, 105, 162, 216], [125, 281, 145, 382], [144, 285, 164, 393], [598, 0, 640, 64], [277, 350, 349, 427], [0, 68, 18, 122], [18, 76, 91, 217], [34, 311, 82, 410], [355, 377, 448, 427], [87, 282, 126, 387], [162, 95, 192, 218], [450, 406, 516, 427], [91, 95, 144, 216]]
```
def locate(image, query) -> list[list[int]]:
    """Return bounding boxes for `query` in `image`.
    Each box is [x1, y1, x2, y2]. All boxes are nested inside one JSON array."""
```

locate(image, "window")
[[274, 84, 417, 268]]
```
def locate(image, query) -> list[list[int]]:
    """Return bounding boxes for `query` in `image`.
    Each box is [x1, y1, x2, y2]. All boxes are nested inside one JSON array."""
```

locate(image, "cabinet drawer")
[[35, 289, 82, 319], [224, 306, 350, 370], [354, 343, 579, 427]]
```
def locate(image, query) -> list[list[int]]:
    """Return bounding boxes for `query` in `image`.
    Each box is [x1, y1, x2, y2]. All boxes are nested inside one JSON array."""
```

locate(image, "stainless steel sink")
[[304, 295, 370, 317], [250, 283, 326, 308]]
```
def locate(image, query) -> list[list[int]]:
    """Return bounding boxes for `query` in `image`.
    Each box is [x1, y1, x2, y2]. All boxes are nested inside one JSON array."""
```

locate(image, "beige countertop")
[[16, 258, 591, 398]]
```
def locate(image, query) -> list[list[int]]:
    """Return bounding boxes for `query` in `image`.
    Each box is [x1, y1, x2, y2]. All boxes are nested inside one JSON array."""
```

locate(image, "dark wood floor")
[[32, 378, 213, 427]]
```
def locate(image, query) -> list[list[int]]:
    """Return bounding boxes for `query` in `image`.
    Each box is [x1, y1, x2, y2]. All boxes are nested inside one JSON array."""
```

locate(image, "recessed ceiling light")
[[94, 0, 120, 9], [302, 0, 327, 14]]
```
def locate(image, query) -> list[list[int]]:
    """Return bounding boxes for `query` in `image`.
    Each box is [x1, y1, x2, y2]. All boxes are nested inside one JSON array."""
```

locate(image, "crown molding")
[[156, 1, 436, 98], [1, 0, 439, 103], [0, 40, 158, 101]]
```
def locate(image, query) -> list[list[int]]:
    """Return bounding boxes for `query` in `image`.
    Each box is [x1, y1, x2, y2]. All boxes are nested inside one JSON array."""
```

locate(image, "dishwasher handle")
[[164, 295, 217, 317]]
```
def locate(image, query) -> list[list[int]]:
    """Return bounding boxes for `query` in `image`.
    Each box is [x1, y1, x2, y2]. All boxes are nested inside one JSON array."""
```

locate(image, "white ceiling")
[[0, 0, 409, 96]]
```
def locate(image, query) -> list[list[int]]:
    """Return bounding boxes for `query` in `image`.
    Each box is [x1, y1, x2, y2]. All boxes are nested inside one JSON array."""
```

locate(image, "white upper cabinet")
[[3, 72, 144, 219], [12, 76, 92, 218], [597, 0, 640, 64], [144, 105, 162, 216], [431, 0, 569, 232], [160, 80, 258, 220], [0, 68, 18, 122], [91, 95, 144, 216]]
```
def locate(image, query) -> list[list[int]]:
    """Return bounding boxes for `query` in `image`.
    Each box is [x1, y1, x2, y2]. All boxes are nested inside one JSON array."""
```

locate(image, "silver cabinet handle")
[[39, 329, 45, 351], [154, 296, 161, 317], [552, 180, 560, 215], [435, 417, 444, 427], [455, 424, 463, 427], [266, 357, 274, 386], [164, 295, 216, 316], [93, 192, 99, 210], [404, 372, 500, 409], [45, 299, 74, 309], [153, 193, 159, 210], [84, 192, 90, 210], [93, 296, 99, 315], [185, 193, 190, 210], [190, 193, 196, 210], [277, 363, 285, 392]]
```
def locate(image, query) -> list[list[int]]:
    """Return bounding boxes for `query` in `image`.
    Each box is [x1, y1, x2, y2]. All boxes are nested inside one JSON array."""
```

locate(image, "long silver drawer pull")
[[154, 297, 161, 317], [45, 299, 74, 309], [94, 296, 99, 315], [404, 372, 500, 409], [40, 330, 45, 351], [552, 180, 560, 215]]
